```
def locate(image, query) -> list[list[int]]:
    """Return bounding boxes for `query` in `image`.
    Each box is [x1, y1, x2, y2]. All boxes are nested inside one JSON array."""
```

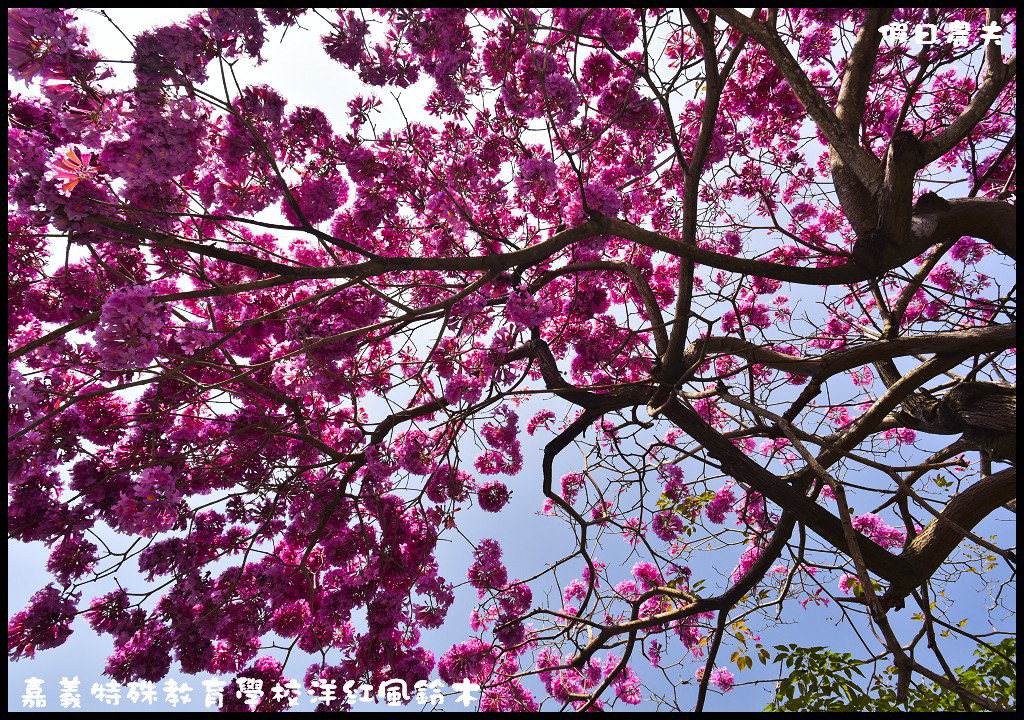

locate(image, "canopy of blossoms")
[[8, 8, 1016, 712]]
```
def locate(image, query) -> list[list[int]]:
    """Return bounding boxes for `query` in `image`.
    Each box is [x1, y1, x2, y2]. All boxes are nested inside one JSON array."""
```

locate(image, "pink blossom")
[[505, 285, 554, 328], [884, 427, 917, 446], [850, 367, 874, 387], [706, 482, 736, 524], [621, 517, 646, 545], [8, 585, 79, 660], [838, 574, 860, 594], [481, 679, 539, 712], [580, 52, 615, 94], [445, 372, 484, 405], [282, 175, 347, 226], [322, 11, 368, 68], [652, 511, 684, 541], [527, 409, 556, 435], [929, 262, 963, 293], [583, 182, 622, 216], [46, 534, 97, 587], [631, 561, 662, 590], [561, 471, 585, 503], [709, 666, 734, 692], [852, 513, 907, 550], [477, 481, 511, 512], [951, 236, 984, 263], [426, 464, 472, 503], [563, 579, 587, 604], [731, 542, 763, 583], [104, 622, 173, 684], [647, 640, 663, 667], [467, 538, 508, 593], [438, 638, 494, 685], [395, 429, 436, 475], [660, 464, 688, 501], [94, 285, 170, 371]]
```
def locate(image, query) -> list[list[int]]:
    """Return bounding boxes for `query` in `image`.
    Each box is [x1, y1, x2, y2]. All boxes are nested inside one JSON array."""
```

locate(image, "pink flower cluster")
[[527, 409, 556, 435], [403, 9, 474, 105], [321, 11, 368, 68], [203, 8, 266, 60], [467, 538, 508, 595], [112, 466, 182, 537], [652, 511, 685, 541], [437, 638, 494, 685], [884, 427, 917, 446], [721, 294, 774, 334], [132, 22, 212, 89], [708, 666, 735, 692], [838, 573, 860, 594], [731, 542, 764, 583], [445, 372, 484, 405], [632, 561, 663, 591], [621, 517, 647, 545], [852, 513, 907, 550], [8, 8, 99, 84], [104, 622, 173, 684], [8, 585, 79, 660], [505, 285, 554, 329], [474, 405, 523, 475], [660, 464, 688, 501], [425, 463, 474, 503], [515, 157, 558, 200], [537, 648, 642, 709], [395, 428, 437, 475], [477, 481, 511, 513], [94, 285, 170, 371], [46, 533, 98, 587], [100, 99, 206, 188], [282, 175, 347, 226], [706, 482, 736, 524]]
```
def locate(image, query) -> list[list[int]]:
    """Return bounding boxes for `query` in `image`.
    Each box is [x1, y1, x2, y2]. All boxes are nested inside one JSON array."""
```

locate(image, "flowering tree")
[[8, 8, 1016, 712]]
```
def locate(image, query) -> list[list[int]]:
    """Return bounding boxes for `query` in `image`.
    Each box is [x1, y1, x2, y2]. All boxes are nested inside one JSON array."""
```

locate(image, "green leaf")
[[765, 638, 1016, 712]]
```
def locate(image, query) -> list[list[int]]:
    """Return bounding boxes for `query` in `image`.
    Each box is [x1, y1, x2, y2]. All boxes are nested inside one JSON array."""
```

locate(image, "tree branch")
[[922, 55, 1015, 165], [881, 467, 1016, 608], [717, 9, 883, 193], [684, 323, 1016, 379], [830, 8, 893, 235]]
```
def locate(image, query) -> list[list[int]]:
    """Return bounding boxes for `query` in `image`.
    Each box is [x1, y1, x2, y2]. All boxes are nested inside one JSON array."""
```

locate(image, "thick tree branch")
[[830, 8, 892, 235], [659, 398, 917, 586], [881, 467, 1016, 608], [717, 9, 883, 193], [922, 55, 1015, 166], [914, 197, 1017, 260], [89, 216, 305, 275], [683, 323, 1015, 379], [804, 354, 969, 475]]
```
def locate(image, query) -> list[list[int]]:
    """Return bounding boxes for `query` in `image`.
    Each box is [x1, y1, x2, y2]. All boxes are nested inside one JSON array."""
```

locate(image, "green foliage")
[[766, 644, 867, 711], [657, 489, 714, 538], [765, 637, 1015, 712]]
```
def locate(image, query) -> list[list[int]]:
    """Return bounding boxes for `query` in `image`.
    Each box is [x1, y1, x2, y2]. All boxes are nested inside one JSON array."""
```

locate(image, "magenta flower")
[[477, 481, 511, 512], [8, 586, 79, 661], [706, 482, 736, 524], [709, 666, 734, 692]]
